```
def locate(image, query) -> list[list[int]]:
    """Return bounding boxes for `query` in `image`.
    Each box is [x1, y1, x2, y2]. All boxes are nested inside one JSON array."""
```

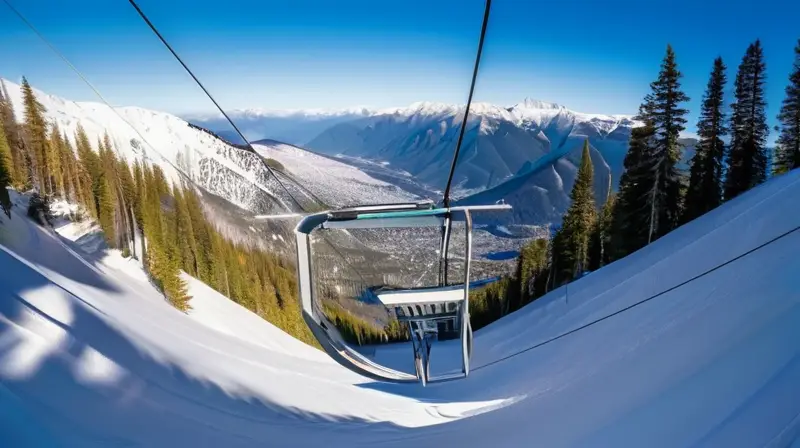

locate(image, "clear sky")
[[0, 0, 798, 139]]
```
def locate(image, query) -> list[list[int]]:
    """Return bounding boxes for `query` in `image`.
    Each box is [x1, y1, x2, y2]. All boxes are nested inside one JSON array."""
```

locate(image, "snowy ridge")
[[190, 98, 636, 138], [1, 78, 409, 214], [1, 78, 292, 212]]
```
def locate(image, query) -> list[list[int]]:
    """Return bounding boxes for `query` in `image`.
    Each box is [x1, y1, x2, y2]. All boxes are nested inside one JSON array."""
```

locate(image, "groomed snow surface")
[[2, 169, 800, 447]]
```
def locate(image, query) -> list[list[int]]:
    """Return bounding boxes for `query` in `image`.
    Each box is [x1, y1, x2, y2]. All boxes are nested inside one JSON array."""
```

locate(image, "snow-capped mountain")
[[185, 107, 377, 146], [1, 78, 303, 216], [304, 100, 634, 223], [1, 78, 415, 217], [189, 99, 637, 224]]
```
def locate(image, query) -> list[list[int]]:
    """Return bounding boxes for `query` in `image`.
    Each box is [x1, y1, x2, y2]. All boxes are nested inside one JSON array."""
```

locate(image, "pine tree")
[[48, 123, 65, 198], [610, 46, 690, 259], [183, 186, 213, 282], [724, 40, 769, 200], [75, 125, 99, 218], [588, 192, 616, 270], [684, 57, 728, 222], [774, 39, 800, 174], [648, 45, 690, 238], [0, 80, 26, 188], [610, 102, 657, 259], [173, 185, 199, 276], [0, 125, 13, 218], [60, 132, 78, 203], [515, 238, 550, 310], [96, 172, 116, 245], [21, 77, 50, 194], [553, 140, 597, 281]]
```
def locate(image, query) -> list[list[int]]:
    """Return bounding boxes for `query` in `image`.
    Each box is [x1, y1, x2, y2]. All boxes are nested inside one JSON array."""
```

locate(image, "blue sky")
[[0, 0, 798, 139]]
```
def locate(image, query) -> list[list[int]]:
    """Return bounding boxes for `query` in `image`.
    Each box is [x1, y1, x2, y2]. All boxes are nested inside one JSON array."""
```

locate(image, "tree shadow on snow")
[[0, 222, 411, 446]]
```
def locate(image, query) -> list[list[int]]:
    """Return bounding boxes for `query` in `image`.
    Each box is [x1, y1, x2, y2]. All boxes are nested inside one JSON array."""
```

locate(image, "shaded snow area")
[[252, 141, 418, 207], [1, 170, 800, 447]]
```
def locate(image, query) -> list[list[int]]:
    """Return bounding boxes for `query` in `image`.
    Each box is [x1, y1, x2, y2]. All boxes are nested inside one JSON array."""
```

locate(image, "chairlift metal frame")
[[294, 200, 511, 385]]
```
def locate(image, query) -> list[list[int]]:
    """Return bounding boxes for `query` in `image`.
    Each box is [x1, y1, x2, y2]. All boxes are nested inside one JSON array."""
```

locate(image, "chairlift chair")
[[294, 200, 511, 385]]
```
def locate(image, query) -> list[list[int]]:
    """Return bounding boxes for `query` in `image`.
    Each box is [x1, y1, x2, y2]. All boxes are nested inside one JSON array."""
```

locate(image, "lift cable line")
[[0, 0, 194, 185], [471, 220, 800, 372], [442, 0, 492, 208], [126, 0, 305, 213], [126, 0, 375, 284]]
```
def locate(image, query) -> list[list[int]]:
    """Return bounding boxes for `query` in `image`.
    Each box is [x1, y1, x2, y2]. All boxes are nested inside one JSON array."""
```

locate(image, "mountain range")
[[191, 100, 640, 224], [3, 76, 660, 228]]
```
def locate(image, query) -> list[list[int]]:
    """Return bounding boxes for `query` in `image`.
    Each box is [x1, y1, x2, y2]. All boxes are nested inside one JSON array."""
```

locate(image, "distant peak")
[[515, 98, 563, 110]]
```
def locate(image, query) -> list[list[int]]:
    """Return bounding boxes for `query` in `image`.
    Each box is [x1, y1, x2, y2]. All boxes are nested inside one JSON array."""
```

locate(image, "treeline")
[[0, 77, 321, 347], [470, 38, 800, 325]]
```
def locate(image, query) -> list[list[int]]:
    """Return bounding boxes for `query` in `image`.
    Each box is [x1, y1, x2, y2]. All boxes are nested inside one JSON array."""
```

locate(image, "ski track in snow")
[[0, 169, 799, 447]]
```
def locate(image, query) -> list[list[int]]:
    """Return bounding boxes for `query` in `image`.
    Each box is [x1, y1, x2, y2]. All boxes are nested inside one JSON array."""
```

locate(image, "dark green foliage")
[[172, 187, 199, 276], [75, 125, 99, 219], [647, 45, 691, 239], [469, 237, 552, 330], [21, 77, 53, 195], [47, 124, 64, 197], [612, 108, 657, 259], [611, 45, 690, 260], [0, 125, 13, 218], [588, 192, 616, 271], [774, 39, 800, 174], [469, 277, 516, 331], [96, 172, 116, 245], [515, 238, 551, 307], [0, 81, 26, 188], [322, 301, 407, 346], [724, 40, 769, 200], [552, 141, 597, 282], [684, 57, 728, 222], [139, 163, 192, 311]]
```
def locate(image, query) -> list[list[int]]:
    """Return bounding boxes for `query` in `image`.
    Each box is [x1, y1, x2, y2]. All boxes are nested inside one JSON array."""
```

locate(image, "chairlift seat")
[[294, 201, 511, 385]]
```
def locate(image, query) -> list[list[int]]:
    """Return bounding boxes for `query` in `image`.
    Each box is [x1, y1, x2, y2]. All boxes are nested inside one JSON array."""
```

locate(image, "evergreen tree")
[[0, 125, 13, 217], [60, 132, 78, 204], [553, 140, 597, 281], [724, 40, 769, 199], [684, 57, 728, 222], [610, 45, 690, 258], [588, 192, 616, 270], [75, 125, 99, 218], [648, 45, 690, 238], [96, 171, 116, 245], [515, 238, 550, 310], [183, 186, 212, 282], [173, 185, 199, 276], [610, 102, 657, 259], [21, 77, 50, 194], [0, 80, 26, 188], [774, 39, 800, 174], [48, 123, 65, 198]]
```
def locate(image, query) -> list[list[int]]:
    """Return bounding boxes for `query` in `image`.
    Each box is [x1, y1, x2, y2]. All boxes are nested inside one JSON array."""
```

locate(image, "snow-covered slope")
[[252, 140, 418, 208], [2, 167, 800, 446]]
